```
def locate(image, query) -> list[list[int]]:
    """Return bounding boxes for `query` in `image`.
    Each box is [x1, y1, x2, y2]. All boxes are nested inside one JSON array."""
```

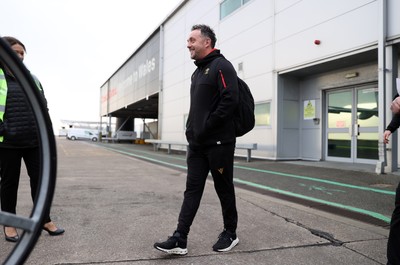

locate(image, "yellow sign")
[[304, 100, 315, 120]]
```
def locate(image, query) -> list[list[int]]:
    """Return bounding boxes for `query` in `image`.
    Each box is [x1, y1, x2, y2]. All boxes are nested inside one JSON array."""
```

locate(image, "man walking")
[[385, 95, 400, 265], [154, 24, 240, 255]]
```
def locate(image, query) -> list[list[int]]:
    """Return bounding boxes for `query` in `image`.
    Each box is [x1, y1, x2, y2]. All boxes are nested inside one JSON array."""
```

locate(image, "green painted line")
[[234, 178, 391, 223], [101, 146, 188, 170], [115, 145, 187, 161], [235, 165, 395, 196], [98, 145, 391, 224], [102, 144, 393, 196]]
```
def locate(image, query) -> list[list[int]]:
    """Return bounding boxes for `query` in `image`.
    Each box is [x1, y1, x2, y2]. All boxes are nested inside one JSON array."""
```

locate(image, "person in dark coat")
[[0, 36, 64, 242], [385, 94, 400, 265]]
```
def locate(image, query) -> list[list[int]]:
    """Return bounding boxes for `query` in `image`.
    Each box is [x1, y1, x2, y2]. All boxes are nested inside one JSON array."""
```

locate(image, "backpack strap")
[[207, 56, 224, 89]]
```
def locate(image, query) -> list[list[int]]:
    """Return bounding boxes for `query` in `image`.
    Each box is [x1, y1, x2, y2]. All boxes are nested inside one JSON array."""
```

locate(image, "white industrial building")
[[100, 0, 400, 172]]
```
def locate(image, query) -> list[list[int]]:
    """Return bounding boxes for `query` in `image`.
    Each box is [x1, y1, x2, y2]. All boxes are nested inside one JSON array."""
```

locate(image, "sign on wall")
[[304, 100, 316, 120]]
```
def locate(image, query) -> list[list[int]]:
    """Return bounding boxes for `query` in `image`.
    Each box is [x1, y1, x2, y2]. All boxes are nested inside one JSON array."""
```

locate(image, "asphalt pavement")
[[0, 138, 392, 264]]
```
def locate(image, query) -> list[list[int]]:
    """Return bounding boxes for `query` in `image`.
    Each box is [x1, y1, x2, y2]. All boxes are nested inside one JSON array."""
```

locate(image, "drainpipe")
[[158, 24, 164, 140], [376, 0, 387, 174]]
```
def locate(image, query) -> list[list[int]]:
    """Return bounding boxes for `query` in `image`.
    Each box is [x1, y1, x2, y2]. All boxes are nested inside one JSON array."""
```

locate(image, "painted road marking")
[[234, 178, 390, 223], [112, 146, 395, 196], [99, 145, 392, 223], [298, 183, 346, 195], [235, 165, 395, 196]]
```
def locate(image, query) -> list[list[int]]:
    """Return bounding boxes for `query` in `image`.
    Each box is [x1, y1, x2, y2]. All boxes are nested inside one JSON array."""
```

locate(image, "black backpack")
[[213, 57, 255, 137], [234, 77, 255, 137]]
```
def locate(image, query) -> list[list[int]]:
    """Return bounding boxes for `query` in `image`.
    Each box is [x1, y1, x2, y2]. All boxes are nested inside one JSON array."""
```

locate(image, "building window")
[[220, 0, 250, 19], [255, 102, 270, 126]]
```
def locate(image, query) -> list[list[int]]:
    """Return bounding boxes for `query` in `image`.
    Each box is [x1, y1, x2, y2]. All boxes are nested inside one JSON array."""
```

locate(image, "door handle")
[[354, 124, 360, 136]]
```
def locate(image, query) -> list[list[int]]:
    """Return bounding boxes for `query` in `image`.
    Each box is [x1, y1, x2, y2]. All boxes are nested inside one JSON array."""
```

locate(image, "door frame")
[[324, 83, 379, 164]]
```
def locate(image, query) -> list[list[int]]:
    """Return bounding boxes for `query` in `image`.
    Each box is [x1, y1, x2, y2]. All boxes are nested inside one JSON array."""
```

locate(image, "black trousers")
[[388, 181, 400, 265], [177, 143, 238, 237], [0, 147, 51, 223]]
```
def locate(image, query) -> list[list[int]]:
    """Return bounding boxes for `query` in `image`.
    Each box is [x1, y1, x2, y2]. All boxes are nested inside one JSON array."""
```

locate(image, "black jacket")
[[185, 49, 239, 147], [387, 113, 400, 133], [387, 94, 400, 133], [0, 69, 46, 148]]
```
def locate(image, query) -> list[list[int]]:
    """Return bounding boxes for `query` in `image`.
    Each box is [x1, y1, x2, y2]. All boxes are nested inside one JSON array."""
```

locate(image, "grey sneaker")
[[212, 229, 239, 252], [154, 231, 188, 255]]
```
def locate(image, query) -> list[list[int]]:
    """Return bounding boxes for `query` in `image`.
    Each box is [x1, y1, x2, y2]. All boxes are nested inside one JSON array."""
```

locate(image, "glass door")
[[327, 90, 353, 161], [326, 85, 378, 163], [355, 86, 379, 162]]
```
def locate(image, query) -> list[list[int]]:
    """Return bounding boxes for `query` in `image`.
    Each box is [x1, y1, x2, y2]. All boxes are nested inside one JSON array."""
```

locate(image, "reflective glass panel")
[[220, 0, 241, 19]]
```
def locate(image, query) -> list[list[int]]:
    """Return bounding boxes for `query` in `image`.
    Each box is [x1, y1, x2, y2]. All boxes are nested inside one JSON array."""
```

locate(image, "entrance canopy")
[[107, 93, 158, 119]]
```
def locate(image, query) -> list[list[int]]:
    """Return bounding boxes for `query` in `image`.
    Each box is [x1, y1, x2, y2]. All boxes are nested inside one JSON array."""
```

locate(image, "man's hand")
[[391, 97, 400, 113], [384, 130, 392, 144]]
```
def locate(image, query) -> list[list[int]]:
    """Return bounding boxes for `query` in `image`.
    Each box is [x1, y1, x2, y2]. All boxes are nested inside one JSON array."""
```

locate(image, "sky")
[[0, 0, 183, 131]]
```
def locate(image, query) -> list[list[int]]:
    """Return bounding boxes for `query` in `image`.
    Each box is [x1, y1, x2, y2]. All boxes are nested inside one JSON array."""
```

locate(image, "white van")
[[67, 128, 98, 142]]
